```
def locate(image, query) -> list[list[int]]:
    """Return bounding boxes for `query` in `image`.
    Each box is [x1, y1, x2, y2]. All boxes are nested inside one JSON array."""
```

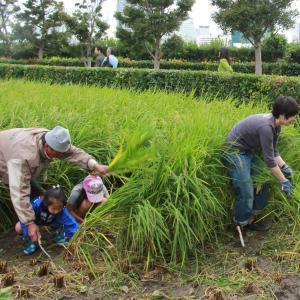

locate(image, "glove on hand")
[[281, 164, 293, 181], [281, 179, 293, 199]]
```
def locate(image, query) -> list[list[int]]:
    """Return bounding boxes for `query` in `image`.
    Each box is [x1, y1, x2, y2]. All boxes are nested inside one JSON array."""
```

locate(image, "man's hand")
[[281, 179, 293, 199], [27, 223, 40, 242], [281, 164, 293, 181], [101, 197, 109, 203], [94, 164, 111, 176]]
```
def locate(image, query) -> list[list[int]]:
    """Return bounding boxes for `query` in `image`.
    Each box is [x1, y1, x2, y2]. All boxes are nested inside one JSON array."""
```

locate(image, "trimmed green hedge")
[[1, 57, 300, 76], [0, 57, 84, 67], [0, 64, 299, 103]]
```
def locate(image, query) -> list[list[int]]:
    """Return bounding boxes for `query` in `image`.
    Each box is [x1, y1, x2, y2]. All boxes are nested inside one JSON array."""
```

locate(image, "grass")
[[0, 287, 12, 300], [0, 79, 299, 274]]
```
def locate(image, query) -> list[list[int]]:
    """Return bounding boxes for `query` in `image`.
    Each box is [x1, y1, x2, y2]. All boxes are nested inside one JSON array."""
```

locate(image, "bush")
[[1, 57, 300, 76], [286, 43, 300, 64], [262, 34, 288, 62], [0, 64, 299, 103], [161, 34, 185, 59]]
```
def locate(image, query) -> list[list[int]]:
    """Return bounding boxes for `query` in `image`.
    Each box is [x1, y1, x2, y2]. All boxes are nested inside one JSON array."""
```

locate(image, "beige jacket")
[[0, 128, 97, 224]]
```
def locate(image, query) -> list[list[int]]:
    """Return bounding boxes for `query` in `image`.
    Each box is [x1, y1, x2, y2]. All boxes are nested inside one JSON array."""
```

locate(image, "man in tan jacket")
[[0, 125, 108, 242]]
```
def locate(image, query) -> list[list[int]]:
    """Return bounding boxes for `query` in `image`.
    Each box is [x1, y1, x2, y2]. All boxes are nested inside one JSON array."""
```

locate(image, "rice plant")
[[0, 79, 299, 268], [108, 124, 156, 174]]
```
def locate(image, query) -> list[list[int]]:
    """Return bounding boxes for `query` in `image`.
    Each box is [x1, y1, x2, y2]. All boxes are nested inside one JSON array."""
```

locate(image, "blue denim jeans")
[[225, 150, 269, 226]]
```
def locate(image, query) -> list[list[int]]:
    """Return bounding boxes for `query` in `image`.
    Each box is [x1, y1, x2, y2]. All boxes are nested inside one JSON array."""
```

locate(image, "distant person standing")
[[102, 47, 118, 68], [94, 46, 106, 67], [218, 47, 233, 73]]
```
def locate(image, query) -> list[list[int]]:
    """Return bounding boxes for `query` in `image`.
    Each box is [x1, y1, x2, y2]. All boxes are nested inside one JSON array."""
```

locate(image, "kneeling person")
[[67, 175, 109, 223], [15, 186, 78, 254]]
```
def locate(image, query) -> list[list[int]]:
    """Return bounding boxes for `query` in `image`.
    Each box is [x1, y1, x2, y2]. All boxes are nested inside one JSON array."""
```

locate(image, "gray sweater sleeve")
[[67, 182, 84, 207], [273, 127, 280, 157], [258, 126, 277, 168]]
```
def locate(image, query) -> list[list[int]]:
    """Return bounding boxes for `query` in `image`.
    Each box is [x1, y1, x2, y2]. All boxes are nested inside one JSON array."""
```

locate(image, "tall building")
[[292, 22, 300, 42], [197, 25, 211, 44], [178, 18, 197, 42], [231, 31, 251, 48], [117, 0, 127, 13]]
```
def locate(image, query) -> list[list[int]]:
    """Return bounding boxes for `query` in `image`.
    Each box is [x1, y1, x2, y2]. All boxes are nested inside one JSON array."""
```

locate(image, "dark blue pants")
[[225, 150, 269, 225]]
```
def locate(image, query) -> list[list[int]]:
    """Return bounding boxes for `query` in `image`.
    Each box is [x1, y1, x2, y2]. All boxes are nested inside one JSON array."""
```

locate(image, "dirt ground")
[[0, 223, 299, 300]]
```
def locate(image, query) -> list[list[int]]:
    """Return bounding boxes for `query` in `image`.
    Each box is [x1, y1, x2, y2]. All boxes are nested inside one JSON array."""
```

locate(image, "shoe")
[[245, 223, 268, 231], [23, 240, 38, 255], [54, 229, 67, 246]]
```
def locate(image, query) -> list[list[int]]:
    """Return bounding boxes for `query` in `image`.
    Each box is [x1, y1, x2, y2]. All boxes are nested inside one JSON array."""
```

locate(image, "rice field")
[[0, 79, 299, 270]]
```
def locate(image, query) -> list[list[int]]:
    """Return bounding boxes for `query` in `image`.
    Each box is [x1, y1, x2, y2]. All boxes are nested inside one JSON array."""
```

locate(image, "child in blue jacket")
[[15, 185, 79, 254]]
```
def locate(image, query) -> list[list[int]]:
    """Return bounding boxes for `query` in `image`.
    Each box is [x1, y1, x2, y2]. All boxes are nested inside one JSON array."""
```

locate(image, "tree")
[[66, 0, 108, 67], [262, 33, 287, 62], [14, 0, 66, 59], [161, 34, 185, 59], [0, 0, 19, 56], [115, 0, 195, 69], [211, 0, 298, 74]]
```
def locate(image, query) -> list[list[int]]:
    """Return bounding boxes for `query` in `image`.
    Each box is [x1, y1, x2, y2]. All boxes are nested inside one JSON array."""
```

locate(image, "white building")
[[197, 25, 212, 44], [178, 18, 197, 42], [116, 0, 127, 13], [292, 22, 300, 42]]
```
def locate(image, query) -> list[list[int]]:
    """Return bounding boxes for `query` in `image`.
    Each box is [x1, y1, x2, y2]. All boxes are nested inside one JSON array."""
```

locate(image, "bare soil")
[[0, 223, 299, 299]]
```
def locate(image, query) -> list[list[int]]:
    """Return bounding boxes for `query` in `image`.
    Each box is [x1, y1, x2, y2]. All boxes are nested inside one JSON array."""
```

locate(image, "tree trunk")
[[38, 48, 43, 59], [86, 43, 92, 68], [254, 42, 262, 75], [153, 39, 161, 69], [87, 57, 92, 68]]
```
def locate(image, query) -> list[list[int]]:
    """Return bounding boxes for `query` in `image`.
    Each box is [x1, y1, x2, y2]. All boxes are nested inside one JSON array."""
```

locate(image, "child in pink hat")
[[66, 175, 109, 223]]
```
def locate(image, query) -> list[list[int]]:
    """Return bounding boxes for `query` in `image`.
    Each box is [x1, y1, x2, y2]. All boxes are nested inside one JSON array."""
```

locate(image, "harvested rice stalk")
[[16, 286, 30, 299], [1, 273, 14, 287], [37, 263, 49, 277], [29, 259, 38, 266], [108, 126, 155, 174], [245, 257, 257, 272], [53, 274, 64, 288], [0, 261, 7, 274]]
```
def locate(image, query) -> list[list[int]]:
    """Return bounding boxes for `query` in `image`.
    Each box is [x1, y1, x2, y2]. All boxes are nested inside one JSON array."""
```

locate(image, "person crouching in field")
[[225, 96, 299, 233], [218, 47, 233, 73], [15, 186, 78, 255], [67, 175, 109, 223], [0, 125, 109, 245]]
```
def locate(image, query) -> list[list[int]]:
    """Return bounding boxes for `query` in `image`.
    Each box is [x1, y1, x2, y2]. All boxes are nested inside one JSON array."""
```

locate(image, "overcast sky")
[[61, 0, 300, 38]]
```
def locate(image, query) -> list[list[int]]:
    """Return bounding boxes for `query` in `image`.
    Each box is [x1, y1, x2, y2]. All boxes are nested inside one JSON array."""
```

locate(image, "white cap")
[[45, 126, 71, 153]]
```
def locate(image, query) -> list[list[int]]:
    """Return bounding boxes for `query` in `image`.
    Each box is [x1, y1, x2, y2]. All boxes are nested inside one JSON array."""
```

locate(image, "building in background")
[[197, 25, 212, 44], [292, 21, 300, 42], [231, 31, 251, 48], [178, 18, 197, 42], [116, 0, 127, 12]]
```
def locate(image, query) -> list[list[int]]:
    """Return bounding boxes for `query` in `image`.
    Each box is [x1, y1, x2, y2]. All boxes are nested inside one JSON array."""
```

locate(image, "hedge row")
[[121, 60, 300, 76], [0, 64, 299, 103], [162, 46, 286, 63], [1, 57, 300, 76]]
